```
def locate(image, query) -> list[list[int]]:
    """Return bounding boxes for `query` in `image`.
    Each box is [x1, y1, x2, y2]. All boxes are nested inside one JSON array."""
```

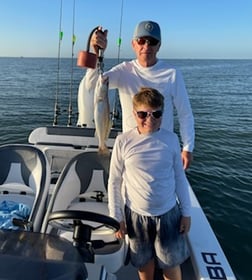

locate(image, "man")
[[78, 20, 194, 169]]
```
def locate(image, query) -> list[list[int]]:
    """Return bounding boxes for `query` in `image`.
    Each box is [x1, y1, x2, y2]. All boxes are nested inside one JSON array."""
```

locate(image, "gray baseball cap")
[[133, 21, 161, 41]]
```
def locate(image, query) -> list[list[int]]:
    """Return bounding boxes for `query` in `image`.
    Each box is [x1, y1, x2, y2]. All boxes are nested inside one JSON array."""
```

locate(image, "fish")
[[94, 74, 111, 154]]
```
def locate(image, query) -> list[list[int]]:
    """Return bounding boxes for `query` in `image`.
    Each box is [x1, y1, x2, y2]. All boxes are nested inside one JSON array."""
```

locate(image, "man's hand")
[[91, 27, 108, 55], [181, 150, 193, 170]]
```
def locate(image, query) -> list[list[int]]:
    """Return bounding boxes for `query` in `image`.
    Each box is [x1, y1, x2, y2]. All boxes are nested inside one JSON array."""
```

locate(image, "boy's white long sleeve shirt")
[[108, 127, 191, 223]]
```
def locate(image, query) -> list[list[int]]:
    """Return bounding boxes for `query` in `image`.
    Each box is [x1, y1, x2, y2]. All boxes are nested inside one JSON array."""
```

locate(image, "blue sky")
[[0, 0, 252, 59]]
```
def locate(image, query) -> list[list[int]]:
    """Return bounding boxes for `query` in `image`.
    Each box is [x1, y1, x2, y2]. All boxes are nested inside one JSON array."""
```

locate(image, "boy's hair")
[[133, 87, 164, 110]]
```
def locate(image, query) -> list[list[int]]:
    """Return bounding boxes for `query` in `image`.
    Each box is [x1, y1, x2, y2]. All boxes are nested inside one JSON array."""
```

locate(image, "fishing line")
[[53, 0, 63, 126], [67, 0, 76, 126]]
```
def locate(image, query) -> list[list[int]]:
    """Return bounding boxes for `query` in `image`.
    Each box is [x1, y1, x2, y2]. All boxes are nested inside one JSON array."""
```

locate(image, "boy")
[[108, 87, 191, 280]]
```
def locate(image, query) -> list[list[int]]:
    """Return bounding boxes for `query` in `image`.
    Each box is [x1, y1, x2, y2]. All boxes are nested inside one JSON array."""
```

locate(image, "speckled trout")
[[94, 74, 111, 154]]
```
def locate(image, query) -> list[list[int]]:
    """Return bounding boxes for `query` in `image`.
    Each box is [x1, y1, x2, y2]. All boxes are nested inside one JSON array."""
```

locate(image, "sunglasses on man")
[[136, 37, 160, 46]]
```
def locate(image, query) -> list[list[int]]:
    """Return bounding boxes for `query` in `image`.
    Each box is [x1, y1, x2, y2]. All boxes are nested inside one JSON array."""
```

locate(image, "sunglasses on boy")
[[135, 110, 163, 119], [136, 37, 160, 46]]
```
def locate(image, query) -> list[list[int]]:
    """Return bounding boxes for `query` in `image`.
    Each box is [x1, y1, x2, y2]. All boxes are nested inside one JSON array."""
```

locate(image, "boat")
[[0, 2, 237, 280], [0, 122, 236, 279]]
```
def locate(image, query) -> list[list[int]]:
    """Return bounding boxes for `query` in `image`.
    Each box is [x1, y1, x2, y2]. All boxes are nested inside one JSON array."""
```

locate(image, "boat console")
[[0, 230, 87, 279]]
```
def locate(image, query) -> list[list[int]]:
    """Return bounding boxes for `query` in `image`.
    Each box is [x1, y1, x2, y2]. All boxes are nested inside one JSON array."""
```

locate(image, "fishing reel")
[[77, 26, 105, 69]]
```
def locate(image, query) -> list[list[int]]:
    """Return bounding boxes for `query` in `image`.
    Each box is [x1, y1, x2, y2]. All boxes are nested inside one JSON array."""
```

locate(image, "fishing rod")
[[53, 0, 63, 126], [112, 0, 124, 128], [117, 0, 124, 63], [67, 0, 76, 126]]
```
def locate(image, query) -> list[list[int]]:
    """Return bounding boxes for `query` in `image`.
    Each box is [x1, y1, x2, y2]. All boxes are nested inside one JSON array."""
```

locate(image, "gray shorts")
[[125, 204, 189, 269]]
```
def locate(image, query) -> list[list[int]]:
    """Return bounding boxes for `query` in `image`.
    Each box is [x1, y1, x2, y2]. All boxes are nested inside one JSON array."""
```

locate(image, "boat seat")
[[0, 144, 50, 232], [41, 151, 127, 274]]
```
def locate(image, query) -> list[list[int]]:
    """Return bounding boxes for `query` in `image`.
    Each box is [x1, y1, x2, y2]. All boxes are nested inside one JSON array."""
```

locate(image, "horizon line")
[[1, 56, 252, 60]]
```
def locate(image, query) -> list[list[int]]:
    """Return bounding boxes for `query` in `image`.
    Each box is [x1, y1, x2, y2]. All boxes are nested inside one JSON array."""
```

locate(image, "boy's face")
[[133, 105, 163, 134]]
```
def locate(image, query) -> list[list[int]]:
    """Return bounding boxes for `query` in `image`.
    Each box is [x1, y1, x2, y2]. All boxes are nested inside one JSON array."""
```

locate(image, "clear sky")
[[0, 0, 252, 59]]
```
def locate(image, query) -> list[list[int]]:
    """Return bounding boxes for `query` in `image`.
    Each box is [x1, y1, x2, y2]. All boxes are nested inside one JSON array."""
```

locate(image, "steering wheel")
[[47, 210, 121, 262], [47, 210, 120, 233]]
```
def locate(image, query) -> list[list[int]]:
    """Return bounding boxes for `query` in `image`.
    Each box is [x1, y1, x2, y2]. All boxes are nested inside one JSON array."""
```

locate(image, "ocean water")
[[0, 57, 251, 279]]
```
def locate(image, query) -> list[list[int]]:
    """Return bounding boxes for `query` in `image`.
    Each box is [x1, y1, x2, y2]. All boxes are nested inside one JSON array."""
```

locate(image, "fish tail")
[[98, 145, 110, 155]]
